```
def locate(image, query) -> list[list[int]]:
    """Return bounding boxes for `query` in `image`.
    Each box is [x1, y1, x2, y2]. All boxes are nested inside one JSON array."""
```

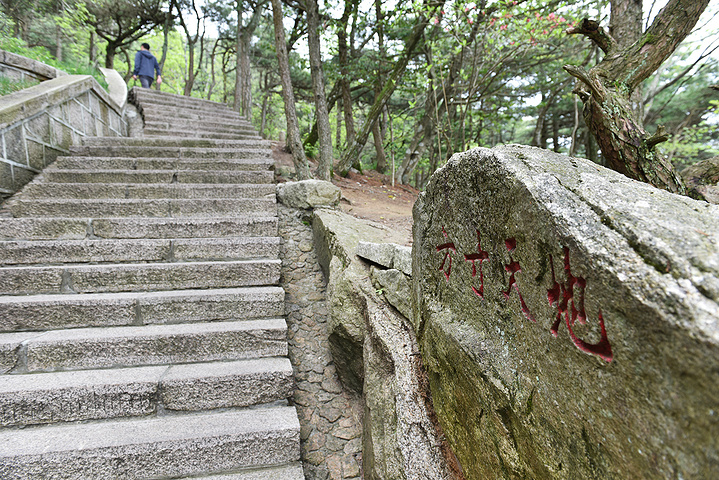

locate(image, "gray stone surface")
[[310, 208, 455, 480], [370, 268, 412, 320], [91, 217, 278, 239], [97, 67, 126, 108], [277, 180, 342, 209], [7, 197, 276, 218], [0, 87, 301, 480], [413, 145, 719, 479], [356, 241, 412, 275], [0, 407, 299, 479], [22, 318, 288, 371], [19, 182, 275, 199], [0, 287, 285, 332], [0, 218, 89, 240], [279, 205, 363, 480], [53, 156, 273, 171], [184, 463, 305, 479], [0, 365, 164, 426], [161, 357, 294, 410], [0, 259, 280, 295]]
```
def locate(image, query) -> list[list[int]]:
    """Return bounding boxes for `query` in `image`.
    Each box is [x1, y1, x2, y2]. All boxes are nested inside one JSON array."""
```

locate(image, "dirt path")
[[273, 143, 418, 246]]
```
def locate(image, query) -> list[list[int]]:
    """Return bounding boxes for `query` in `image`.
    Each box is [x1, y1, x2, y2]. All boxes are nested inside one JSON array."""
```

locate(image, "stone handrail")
[[0, 75, 128, 200], [0, 49, 66, 82]]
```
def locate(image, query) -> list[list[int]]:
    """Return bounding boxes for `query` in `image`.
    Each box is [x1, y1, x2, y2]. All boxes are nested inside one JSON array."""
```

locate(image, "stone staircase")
[[0, 88, 303, 479]]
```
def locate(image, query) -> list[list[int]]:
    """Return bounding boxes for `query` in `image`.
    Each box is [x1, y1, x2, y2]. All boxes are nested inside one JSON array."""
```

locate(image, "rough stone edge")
[[0, 75, 123, 130], [98, 67, 127, 109], [311, 208, 462, 480], [0, 49, 66, 81]]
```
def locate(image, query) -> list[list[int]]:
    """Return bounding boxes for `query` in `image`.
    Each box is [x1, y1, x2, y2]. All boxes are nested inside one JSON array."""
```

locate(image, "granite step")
[[143, 114, 255, 130], [143, 130, 262, 141], [1, 318, 287, 373], [0, 237, 280, 266], [140, 108, 252, 123], [41, 169, 274, 184], [131, 89, 239, 110], [68, 146, 271, 159], [17, 182, 276, 200], [79, 137, 269, 149], [0, 286, 285, 332], [7, 197, 276, 218], [0, 217, 278, 241], [51, 156, 274, 171], [0, 406, 299, 479], [0, 357, 294, 427], [183, 464, 305, 480], [0, 259, 280, 295]]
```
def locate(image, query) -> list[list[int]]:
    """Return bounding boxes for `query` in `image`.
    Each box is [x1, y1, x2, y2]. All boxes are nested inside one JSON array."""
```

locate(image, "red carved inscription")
[[464, 230, 490, 298]]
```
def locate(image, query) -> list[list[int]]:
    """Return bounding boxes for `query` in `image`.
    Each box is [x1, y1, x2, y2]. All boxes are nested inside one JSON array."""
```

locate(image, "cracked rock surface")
[[413, 145, 719, 479]]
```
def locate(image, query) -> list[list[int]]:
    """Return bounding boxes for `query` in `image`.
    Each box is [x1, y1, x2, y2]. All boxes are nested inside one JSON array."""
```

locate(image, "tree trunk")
[[235, 1, 265, 117], [306, 0, 333, 180], [337, 0, 355, 148], [335, 0, 446, 176], [271, 0, 310, 179], [158, 3, 173, 90], [234, 0, 243, 112], [565, 0, 709, 195]]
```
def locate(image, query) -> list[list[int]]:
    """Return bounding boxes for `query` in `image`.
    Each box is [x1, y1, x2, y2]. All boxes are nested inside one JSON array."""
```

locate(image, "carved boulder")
[[413, 145, 719, 479]]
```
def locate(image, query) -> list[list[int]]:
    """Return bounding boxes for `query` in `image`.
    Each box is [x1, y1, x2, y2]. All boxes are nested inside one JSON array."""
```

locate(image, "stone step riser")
[[0, 237, 280, 266], [0, 259, 281, 295], [52, 157, 272, 171], [142, 103, 248, 119], [0, 286, 285, 333], [79, 137, 267, 148], [42, 170, 274, 185], [69, 147, 271, 159], [143, 131, 261, 141], [8, 198, 276, 218], [17, 183, 276, 200], [0, 217, 278, 241], [132, 92, 235, 110], [142, 119, 255, 131], [1, 318, 287, 373], [0, 407, 299, 479], [0, 358, 294, 427], [141, 125, 257, 136]]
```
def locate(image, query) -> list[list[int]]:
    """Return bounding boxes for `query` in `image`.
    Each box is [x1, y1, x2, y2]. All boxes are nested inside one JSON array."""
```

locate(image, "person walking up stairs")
[[0, 87, 304, 479]]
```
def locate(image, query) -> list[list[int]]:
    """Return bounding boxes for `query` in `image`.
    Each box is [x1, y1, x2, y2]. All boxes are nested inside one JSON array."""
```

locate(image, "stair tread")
[[0, 407, 299, 471]]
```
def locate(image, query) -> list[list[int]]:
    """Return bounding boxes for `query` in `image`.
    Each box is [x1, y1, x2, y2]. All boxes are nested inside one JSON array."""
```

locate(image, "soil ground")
[[273, 142, 418, 246]]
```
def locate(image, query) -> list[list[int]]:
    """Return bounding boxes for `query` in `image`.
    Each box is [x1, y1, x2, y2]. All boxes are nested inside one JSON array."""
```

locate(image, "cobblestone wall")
[[0, 75, 127, 200]]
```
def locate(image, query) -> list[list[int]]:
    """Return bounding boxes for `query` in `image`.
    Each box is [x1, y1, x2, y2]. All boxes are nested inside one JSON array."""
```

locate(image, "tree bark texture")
[[565, 0, 709, 195], [271, 0, 310, 180], [337, 0, 356, 148], [306, 0, 333, 180]]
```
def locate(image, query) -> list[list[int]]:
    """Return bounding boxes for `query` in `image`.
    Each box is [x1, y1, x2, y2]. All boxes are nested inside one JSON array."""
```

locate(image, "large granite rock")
[[413, 145, 719, 479], [312, 209, 455, 480], [277, 180, 341, 209]]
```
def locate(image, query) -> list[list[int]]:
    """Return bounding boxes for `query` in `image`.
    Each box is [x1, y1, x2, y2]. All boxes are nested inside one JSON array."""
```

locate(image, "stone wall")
[[0, 49, 66, 82], [0, 75, 127, 200], [413, 145, 719, 478]]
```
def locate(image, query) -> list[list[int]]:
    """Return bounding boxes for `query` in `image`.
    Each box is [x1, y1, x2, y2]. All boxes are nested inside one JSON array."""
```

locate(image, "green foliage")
[[0, 33, 107, 87], [0, 75, 38, 94]]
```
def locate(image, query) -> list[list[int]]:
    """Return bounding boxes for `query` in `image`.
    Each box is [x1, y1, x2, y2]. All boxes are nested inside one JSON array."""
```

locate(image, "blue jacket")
[[133, 50, 161, 78]]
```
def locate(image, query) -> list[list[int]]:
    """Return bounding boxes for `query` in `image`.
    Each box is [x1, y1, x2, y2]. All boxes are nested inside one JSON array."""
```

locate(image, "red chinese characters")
[[435, 228, 613, 362], [502, 238, 536, 323], [436, 226, 456, 281], [547, 248, 613, 362], [464, 230, 489, 298]]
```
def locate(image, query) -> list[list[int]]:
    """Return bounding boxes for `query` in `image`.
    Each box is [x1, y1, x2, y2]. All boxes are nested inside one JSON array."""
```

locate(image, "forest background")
[[0, 0, 717, 191]]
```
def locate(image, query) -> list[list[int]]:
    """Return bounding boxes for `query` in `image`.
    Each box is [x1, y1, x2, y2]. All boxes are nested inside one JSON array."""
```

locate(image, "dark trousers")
[[139, 75, 154, 88]]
